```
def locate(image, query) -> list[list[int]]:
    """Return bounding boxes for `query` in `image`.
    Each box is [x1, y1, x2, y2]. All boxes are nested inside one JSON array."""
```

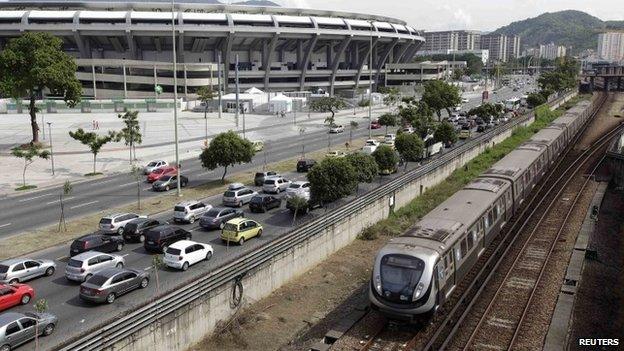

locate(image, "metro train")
[[369, 99, 594, 321]]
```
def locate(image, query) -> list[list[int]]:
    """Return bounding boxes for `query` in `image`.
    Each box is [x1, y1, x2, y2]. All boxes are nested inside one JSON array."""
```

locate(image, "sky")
[[278, 0, 624, 32]]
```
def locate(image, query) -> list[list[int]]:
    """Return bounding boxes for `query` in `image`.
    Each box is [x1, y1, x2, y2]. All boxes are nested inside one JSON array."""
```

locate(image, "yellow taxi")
[[220, 218, 263, 245]]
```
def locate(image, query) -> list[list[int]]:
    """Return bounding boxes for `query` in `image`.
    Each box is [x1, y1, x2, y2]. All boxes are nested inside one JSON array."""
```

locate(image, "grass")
[[85, 172, 104, 177], [358, 96, 590, 241], [14, 185, 37, 191]]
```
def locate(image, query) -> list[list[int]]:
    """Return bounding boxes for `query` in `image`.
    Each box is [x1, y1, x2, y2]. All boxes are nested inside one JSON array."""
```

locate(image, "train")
[[369, 98, 594, 321]]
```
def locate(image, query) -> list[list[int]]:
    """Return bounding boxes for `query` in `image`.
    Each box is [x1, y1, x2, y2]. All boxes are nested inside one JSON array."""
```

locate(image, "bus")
[[504, 97, 521, 112]]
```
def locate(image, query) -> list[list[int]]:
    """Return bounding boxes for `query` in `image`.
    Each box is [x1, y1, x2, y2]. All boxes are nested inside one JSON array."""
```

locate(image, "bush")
[[372, 145, 399, 173]]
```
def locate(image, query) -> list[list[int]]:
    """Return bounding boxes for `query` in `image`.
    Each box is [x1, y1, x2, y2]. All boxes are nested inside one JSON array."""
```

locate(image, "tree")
[[33, 298, 48, 351], [309, 97, 346, 125], [199, 131, 255, 182], [434, 121, 458, 146], [349, 120, 359, 144], [308, 157, 357, 204], [11, 144, 50, 189], [372, 145, 399, 174], [399, 99, 435, 138], [115, 110, 142, 164], [378, 113, 397, 134], [395, 133, 424, 170], [151, 255, 164, 298], [421, 80, 462, 119], [58, 180, 72, 232], [538, 57, 579, 94], [382, 87, 401, 112], [197, 85, 216, 144], [288, 195, 309, 226], [0, 33, 81, 144], [469, 103, 503, 119], [345, 153, 378, 183], [526, 92, 547, 108], [68, 129, 117, 175]]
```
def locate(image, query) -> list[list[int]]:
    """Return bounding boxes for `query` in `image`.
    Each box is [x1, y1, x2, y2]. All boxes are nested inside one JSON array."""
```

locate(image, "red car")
[[370, 120, 381, 129], [147, 166, 177, 183], [0, 283, 34, 312]]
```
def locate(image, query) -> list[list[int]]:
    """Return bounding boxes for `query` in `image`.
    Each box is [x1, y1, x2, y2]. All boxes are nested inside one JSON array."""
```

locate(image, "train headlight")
[[413, 282, 425, 300], [374, 274, 382, 294]]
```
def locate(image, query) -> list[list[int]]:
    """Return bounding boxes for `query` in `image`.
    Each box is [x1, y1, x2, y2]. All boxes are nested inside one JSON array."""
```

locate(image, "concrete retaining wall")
[[106, 92, 579, 351]]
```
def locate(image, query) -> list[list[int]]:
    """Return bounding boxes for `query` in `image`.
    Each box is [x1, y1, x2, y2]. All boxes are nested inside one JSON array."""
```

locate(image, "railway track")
[[333, 93, 612, 351]]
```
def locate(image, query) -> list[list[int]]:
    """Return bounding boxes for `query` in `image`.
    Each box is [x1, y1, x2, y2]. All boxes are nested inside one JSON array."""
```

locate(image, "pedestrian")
[[345, 141, 350, 149], [92, 120, 95, 130], [95, 120, 99, 130]]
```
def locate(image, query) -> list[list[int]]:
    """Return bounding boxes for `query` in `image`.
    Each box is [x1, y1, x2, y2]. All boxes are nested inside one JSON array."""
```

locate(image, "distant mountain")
[[232, 0, 281, 6], [493, 10, 613, 53]]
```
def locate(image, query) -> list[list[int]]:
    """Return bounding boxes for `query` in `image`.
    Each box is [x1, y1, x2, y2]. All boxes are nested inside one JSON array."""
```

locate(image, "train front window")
[[380, 255, 425, 302]]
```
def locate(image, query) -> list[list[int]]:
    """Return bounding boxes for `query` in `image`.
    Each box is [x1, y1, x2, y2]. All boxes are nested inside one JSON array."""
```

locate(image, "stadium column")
[[222, 34, 234, 94], [394, 41, 413, 65], [329, 36, 352, 96], [263, 35, 279, 91], [299, 35, 318, 91], [401, 41, 422, 63], [354, 37, 378, 91], [375, 38, 399, 86]]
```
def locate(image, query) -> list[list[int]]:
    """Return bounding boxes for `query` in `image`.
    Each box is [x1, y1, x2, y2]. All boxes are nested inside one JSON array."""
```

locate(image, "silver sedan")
[[0, 259, 57, 284]]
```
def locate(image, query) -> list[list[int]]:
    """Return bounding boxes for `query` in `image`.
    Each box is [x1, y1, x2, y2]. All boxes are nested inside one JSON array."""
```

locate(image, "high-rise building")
[[539, 43, 567, 60], [423, 30, 482, 52], [481, 34, 508, 62], [597, 32, 624, 62], [506, 35, 521, 61]]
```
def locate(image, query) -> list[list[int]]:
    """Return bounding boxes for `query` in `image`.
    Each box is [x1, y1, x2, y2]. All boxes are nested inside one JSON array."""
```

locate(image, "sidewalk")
[[0, 105, 388, 194]]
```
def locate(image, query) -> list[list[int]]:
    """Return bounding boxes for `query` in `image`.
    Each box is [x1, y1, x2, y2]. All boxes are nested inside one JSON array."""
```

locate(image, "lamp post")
[[171, 0, 181, 196], [41, 114, 45, 141], [368, 20, 374, 139], [235, 54, 240, 129], [217, 53, 223, 119], [47, 122, 54, 176]]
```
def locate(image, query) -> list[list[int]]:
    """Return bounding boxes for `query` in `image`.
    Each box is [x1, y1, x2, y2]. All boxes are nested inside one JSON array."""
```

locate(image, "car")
[[251, 140, 264, 152], [296, 159, 316, 172], [370, 120, 381, 129], [401, 127, 414, 134], [122, 218, 164, 243], [325, 150, 346, 158], [173, 200, 211, 224], [70, 234, 125, 257], [286, 196, 321, 214], [382, 140, 395, 149], [221, 218, 263, 245], [249, 195, 281, 213], [262, 176, 291, 194], [144, 225, 192, 253], [0, 312, 57, 350], [362, 140, 380, 155], [79, 268, 149, 304], [459, 128, 471, 139], [222, 187, 258, 207], [461, 98, 469, 103], [384, 134, 396, 143], [285, 181, 311, 200], [254, 171, 278, 186], [199, 207, 244, 230], [143, 160, 168, 174], [65, 252, 125, 282], [329, 124, 344, 133], [0, 259, 56, 284], [146, 166, 177, 183], [477, 124, 486, 132], [0, 284, 34, 311], [152, 174, 189, 191], [163, 240, 213, 271], [99, 213, 145, 234]]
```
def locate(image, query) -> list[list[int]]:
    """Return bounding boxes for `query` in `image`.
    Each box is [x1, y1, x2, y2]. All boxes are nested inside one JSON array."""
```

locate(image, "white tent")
[[245, 87, 264, 95], [268, 94, 293, 113]]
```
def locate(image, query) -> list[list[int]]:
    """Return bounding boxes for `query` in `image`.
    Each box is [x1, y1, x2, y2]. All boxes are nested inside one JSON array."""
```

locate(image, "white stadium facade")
[[0, 0, 424, 99]]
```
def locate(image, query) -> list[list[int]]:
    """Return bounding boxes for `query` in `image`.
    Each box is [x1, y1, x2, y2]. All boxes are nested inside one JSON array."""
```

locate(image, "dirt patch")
[[576, 93, 624, 150], [190, 237, 388, 351]]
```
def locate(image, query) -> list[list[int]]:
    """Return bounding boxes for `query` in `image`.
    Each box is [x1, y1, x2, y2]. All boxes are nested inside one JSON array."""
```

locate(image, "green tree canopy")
[[199, 131, 255, 181], [11, 144, 50, 188], [309, 97, 346, 125], [421, 80, 462, 119], [526, 92, 547, 108], [538, 57, 578, 93], [0, 33, 82, 144], [308, 157, 357, 204], [398, 99, 435, 138], [434, 121, 458, 146], [69, 129, 116, 175], [378, 113, 398, 134], [345, 152, 378, 183], [197, 85, 216, 119], [372, 145, 399, 173], [469, 103, 504, 119], [381, 87, 401, 111], [115, 110, 142, 163], [395, 133, 424, 164]]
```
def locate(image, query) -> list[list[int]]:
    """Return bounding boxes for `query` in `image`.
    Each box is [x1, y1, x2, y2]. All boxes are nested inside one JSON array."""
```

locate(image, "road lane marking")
[[46, 196, 74, 205], [70, 200, 99, 209], [118, 182, 137, 188], [144, 267, 152, 271], [56, 255, 69, 261], [0, 223, 11, 229], [122, 254, 129, 257], [18, 194, 51, 202], [96, 179, 116, 184]]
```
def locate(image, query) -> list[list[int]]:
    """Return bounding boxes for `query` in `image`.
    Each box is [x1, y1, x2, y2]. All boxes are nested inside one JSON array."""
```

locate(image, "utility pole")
[[171, 0, 181, 196], [47, 122, 54, 176], [235, 54, 240, 129], [217, 53, 223, 119], [368, 20, 374, 139]]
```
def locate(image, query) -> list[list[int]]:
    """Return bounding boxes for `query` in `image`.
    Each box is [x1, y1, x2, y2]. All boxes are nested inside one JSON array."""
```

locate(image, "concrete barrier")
[[100, 92, 580, 351]]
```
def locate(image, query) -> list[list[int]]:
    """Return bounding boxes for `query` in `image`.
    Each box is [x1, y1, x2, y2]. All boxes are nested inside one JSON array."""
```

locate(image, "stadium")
[[0, 0, 424, 100]]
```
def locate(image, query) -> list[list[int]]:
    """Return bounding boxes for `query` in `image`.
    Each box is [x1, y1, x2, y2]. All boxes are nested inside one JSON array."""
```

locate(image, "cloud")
[[280, 0, 312, 9], [452, 8, 473, 29]]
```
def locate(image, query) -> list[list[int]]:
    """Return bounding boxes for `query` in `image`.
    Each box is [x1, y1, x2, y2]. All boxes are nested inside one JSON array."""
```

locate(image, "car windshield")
[[174, 206, 186, 212], [160, 175, 172, 181], [380, 255, 425, 299], [0, 265, 8, 273], [205, 209, 221, 217], [99, 218, 112, 224], [87, 274, 109, 287], [289, 184, 301, 189], [224, 191, 236, 197], [147, 162, 157, 167], [166, 248, 181, 255], [223, 223, 238, 231], [68, 259, 83, 268]]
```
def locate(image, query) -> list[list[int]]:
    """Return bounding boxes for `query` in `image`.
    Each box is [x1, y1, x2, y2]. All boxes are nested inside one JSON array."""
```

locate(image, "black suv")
[[297, 159, 316, 172], [144, 225, 192, 253], [123, 218, 164, 243], [70, 234, 125, 256], [249, 195, 281, 213], [254, 171, 278, 186]]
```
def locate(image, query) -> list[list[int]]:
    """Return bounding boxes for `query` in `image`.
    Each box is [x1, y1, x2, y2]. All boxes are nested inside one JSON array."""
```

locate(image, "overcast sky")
[[278, 0, 624, 32]]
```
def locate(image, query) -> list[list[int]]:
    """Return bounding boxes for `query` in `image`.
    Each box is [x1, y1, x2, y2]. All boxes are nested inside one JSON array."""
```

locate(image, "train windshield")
[[380, 255, 425, 301]]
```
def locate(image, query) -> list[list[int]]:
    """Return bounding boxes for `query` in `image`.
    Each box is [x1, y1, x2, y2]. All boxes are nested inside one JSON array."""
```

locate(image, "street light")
[[368, 20, 374, 139], [171, 0, 181, 196], [47, 122, 54, 176]]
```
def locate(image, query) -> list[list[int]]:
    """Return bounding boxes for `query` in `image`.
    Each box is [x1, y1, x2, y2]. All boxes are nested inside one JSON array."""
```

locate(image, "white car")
[[362, 139, 381, 155], [325, 150, 347, 158], [401, 127, 414, 134], [164, 240, 213, 271], [285, 181, 311, 200], [173, 200, 212, 223], [329, 125, 344, 133], [143, 160, 168, 174], [384, 134, 396, 143], [382, 140, 395, 149], [262, 176, 291, 194], [461, 98, 469, 104], [99, 213, 146, 234]]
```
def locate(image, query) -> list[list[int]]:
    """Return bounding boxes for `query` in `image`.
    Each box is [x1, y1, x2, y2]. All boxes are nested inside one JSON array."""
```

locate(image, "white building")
[[539, 43, 567, 60], [415, 49, 489, 64], [597, 32, 624, 62]]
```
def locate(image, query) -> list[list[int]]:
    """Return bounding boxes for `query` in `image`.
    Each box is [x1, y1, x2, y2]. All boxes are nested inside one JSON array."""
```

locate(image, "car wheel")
[[43, 323, 55, 336], [20, 294, 31, 305], [139, 235, 145, 243], [186, 234, 192, 240], [116, 262, 124, 269], [8, 278, 18, 284], [116, 243, 124, 252], [182, 181, 188, 187], [106, 293, 116, 304], [257, 229, 263, 238], [182, 262, 189, 271], [189, 216, 195, 224], [140, 278, 149, 289], [162, 245, 168, 253], [84, 274, 93, 282], [45, 266, 55, 276], [117, 227, 124, 235], [238, 237, 245, 245], [165, 185, 170, 191], [0, 344, 10, 351], [205, 251, 213, 261]]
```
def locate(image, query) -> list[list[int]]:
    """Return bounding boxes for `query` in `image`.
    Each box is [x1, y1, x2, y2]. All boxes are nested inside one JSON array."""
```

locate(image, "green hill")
[[493, 10, 610, 53]]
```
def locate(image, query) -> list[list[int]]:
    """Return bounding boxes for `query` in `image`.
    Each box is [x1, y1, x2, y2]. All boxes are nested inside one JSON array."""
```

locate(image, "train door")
[[442, 252, 455, 300]]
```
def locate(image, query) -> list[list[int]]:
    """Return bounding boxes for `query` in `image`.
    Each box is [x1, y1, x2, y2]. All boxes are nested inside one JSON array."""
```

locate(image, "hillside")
[[493, 10, 608, 53]]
